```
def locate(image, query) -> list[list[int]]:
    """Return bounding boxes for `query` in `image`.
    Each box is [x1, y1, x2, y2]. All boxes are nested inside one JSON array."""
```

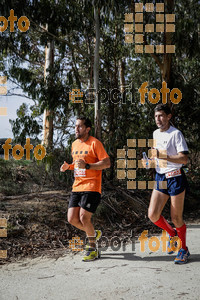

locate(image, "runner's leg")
[[148, 189, 169, 222], [68, 207, 96, 248], [171, 190, 187, 250], [170, 190, 185, 227], [68, 207, 84, 231], [148, 189, 176, 236], [80, 208, 96, 248]]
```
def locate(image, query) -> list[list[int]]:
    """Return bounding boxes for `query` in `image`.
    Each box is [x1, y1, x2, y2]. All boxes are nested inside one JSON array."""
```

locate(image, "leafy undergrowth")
[[0, 157, 73, 196]]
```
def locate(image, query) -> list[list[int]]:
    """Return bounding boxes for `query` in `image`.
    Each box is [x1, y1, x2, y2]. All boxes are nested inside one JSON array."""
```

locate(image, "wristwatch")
[[85, 163, 90, 169]]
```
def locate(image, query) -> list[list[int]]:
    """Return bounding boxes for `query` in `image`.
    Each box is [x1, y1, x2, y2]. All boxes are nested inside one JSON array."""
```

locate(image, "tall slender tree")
[[42, 33, 54, 149]]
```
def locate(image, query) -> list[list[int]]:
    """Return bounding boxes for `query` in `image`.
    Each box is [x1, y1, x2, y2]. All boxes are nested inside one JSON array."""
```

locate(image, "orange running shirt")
[[71, 136, 109, 194]]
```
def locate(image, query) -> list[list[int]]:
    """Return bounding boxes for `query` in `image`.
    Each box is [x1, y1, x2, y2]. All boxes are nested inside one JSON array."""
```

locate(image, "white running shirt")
[[153, 126, 188, 174]]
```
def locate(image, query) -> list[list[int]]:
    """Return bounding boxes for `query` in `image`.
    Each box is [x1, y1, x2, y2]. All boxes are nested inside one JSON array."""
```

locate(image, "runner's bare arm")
[[60, 161, 75, 172], [158, 151, 188, 165], [75, 158, 110, 170]]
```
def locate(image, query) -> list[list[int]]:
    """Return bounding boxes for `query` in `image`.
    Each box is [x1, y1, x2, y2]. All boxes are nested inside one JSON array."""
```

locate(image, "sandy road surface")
[[0, 224, 200, 300]]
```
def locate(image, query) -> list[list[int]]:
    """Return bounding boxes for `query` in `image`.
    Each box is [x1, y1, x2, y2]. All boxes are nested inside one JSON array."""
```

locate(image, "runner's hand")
[[141, 159, 147, 168], [149, 149, 158, 159], [75, 159, 86, 169], [60, 161, 70, 172]]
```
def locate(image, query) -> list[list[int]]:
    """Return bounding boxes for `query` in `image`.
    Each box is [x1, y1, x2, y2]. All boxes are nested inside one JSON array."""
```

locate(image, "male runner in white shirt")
[[148, 104, 190, 264]]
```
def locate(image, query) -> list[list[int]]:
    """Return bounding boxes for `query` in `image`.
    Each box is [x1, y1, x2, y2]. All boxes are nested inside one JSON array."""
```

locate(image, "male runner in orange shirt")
[[60, 116, 110, 261]]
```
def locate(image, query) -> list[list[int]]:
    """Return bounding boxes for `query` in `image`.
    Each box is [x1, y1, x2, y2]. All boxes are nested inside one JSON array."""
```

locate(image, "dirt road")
[[0, 224, 200, 300]]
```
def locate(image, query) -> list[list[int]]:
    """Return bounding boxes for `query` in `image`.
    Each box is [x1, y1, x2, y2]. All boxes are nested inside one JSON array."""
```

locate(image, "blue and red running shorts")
[[155, 168, 188, 196]]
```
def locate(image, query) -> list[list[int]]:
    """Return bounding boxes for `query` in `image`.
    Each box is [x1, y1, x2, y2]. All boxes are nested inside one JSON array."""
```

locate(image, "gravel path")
[[0, 224, 200, 300]]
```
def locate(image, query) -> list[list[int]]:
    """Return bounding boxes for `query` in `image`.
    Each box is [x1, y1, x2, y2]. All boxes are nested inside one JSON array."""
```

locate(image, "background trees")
[[0, 0, 199, 182]]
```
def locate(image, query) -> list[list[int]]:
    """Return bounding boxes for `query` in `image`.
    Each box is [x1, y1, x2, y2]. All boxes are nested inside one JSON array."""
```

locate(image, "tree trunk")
[[94, 5, 101, 140], [42, 38, 54, 149], [161, 0, 174, 105], [119, 59, 125, 93]]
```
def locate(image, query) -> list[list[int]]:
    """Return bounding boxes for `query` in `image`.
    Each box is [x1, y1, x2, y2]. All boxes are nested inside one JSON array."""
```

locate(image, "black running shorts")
[[68, 192, 101, 213]]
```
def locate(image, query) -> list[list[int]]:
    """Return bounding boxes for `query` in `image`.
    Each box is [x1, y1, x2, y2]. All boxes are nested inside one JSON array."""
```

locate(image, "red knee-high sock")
[[154, 216, 176, 236], [176, 224, 187, 250]]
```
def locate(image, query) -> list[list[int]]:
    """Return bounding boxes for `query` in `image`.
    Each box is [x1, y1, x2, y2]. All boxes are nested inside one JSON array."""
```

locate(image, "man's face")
[[75, 119, 90, 139], [154, 110, 171, 130]]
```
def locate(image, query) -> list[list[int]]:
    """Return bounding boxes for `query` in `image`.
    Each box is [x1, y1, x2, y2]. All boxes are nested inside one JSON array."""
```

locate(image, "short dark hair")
[[154, 104, 172, 115], [77, 116, 92, 128]]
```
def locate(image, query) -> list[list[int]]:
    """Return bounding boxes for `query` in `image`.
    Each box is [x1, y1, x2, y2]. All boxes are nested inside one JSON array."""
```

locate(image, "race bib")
[[74, 168, 86, 177]]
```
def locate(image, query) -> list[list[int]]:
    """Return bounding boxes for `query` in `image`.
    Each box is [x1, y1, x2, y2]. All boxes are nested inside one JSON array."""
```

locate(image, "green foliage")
[[9, 103, 42, 144], [0, 146, 74, 195], [0, 0, 199, 188], [0, 158, 31, 195]]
